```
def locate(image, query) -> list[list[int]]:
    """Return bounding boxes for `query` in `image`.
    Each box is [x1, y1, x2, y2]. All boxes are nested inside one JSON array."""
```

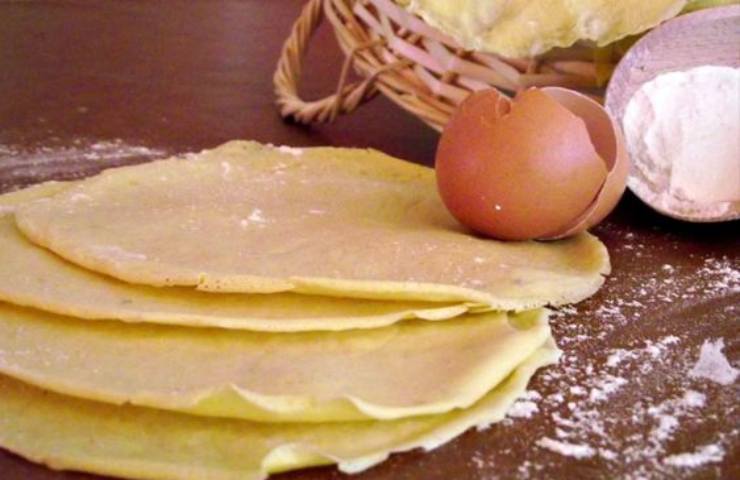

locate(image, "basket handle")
[[274, 0, 393, 124]]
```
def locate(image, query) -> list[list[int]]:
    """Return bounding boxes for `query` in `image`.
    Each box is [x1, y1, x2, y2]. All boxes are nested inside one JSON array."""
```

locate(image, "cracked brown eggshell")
[[435, 87, 628, 241], [539, 87, 630, 239]]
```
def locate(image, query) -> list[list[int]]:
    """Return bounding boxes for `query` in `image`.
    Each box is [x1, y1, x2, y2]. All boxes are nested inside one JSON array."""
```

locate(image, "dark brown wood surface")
[[0, 2, 737, 479]]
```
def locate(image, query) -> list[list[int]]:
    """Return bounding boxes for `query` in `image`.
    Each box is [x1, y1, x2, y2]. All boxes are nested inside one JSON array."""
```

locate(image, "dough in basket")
[[401, 0, 685, 57]]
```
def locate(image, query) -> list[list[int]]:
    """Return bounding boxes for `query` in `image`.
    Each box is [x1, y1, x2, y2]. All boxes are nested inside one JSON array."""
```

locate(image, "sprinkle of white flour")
[[524, 390, 542, 401], [605, 348, 636, 367], [588, 375, 628, 402], [91, 245, 147, 262], [645, 335, 680, 359], [0, 139, 166, 168], [647, 389, 708, 445], [507, 400, 539, 419], [663, 443, 725, 468], [537, 438, 595, 459], [513, 225, 738, 479], [650, 413, 679, 442], [507, 389, 543, 420], [689, 338, 738, 385], [247, 208, 267, 223], [0, 139, 168, 190], [569, 385, 587, 396], [69, 192, 92, 203], [221, 161, 232, 179], [276, 145, 304, 156], [681, 390, 706, 409], [470, 451, 494, 470]]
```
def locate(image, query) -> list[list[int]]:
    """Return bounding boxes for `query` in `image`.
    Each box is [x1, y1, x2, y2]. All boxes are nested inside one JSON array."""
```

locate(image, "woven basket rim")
[[274, 0, 617, 131]]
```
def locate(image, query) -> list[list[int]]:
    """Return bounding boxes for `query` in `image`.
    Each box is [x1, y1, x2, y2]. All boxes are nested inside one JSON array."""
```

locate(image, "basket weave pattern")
[[274, 0, 614, 131]]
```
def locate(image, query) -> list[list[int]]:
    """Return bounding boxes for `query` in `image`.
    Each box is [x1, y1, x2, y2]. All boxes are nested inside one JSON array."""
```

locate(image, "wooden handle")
[[274, 0, 387, 124]]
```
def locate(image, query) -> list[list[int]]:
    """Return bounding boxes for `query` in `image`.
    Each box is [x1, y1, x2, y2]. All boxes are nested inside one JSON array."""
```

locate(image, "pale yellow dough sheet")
[[401, 0, 685, 57], [0, 181, 71, 208], [15, 141, 609, 310], [0, 301, 551, 423], [0, 211, 470, 332], [0, 345, 560, 480]]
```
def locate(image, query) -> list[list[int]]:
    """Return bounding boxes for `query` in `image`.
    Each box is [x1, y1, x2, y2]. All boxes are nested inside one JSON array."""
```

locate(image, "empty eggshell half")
[[435, 87, 628, 241], [539, 87, 630, 239], [436, 88, 608, 241]]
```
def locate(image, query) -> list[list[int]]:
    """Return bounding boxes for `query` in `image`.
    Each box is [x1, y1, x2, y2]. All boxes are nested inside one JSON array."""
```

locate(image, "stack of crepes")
[[0, 141, 609, 480]]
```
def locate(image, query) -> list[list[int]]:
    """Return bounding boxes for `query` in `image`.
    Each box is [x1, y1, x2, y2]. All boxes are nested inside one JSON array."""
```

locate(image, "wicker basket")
[[274, 0, 620, 132]]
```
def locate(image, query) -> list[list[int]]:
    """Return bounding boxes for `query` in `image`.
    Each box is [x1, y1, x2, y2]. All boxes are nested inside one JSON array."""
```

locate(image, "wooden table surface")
[[0, 1, 737, 479]]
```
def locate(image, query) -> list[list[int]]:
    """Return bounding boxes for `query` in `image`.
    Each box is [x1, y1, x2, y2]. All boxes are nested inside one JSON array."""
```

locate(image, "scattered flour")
[[688, 338, 739, 385], [69, 192, 92, 203], [221, 161, 232, 179], [238, 209, 267, 228], [644, 335, 680, 359], [247, 208, 267, 224], [579, 251, 739, 338], [91, 245, 147, 262], [504, 391, 543, 421], [508, 313, 736, 480], [536, 438, 595, 459], [276, 145, 304, 156], [569, 385, 587, 396], [469, 451, 495, 470], [663, 443, 726, 468], [0, 139, 166, 168], [523, 337, 689, 466], [0, 139, 168, 191], [680, 390, 707, 409], [605, 348, 637, 367], [588, 375, 628, 402], [507, 400, 539, 419]]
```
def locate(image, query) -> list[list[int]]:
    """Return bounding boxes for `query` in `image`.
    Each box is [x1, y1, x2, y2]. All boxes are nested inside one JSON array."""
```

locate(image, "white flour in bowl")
[[622, 65, 740, 220]]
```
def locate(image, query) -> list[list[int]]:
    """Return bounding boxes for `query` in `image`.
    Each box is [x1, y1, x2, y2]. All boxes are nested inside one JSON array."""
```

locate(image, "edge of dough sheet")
[[0, 302, 552, 423], [196, 222, 610, 309], [12, 146, 611, 311], [0, 181, 71, 210], [0, 186, 477, 332], [0, 343, 561, 480]]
